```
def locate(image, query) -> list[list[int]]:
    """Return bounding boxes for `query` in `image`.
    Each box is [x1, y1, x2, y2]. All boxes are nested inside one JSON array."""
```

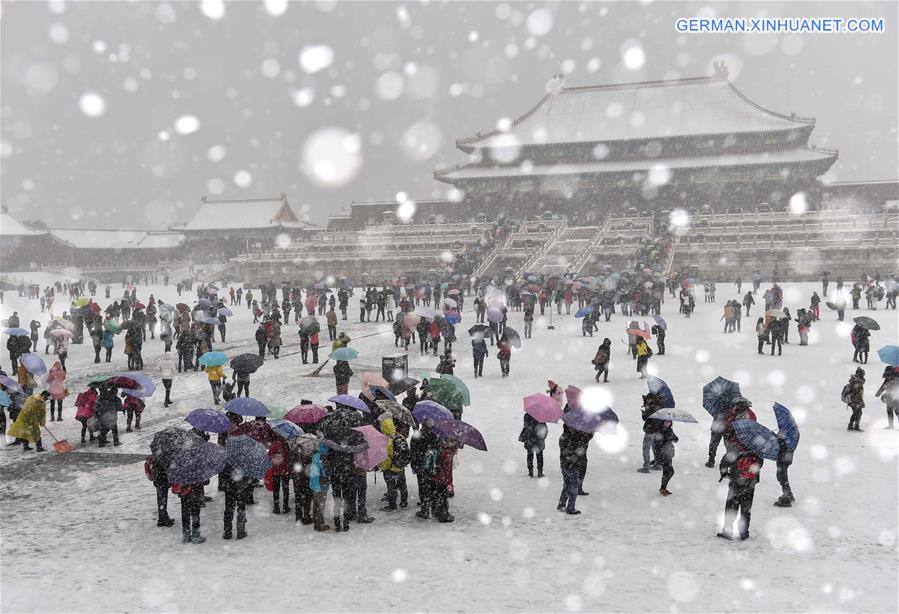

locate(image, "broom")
[[43, 426, 74, 453]]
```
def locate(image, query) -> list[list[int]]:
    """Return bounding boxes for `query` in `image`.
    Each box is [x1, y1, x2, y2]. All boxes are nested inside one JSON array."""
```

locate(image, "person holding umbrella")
[[519, 410, 547, 478], [471, 334, 488, 378], [851, 320, 872, 364], [773, 431, 796, 508], [206, 362, 224, 405]]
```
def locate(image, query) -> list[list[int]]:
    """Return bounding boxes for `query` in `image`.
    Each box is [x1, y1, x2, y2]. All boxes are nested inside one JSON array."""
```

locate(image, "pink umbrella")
[[403, 313, 421, 329], [352, 425, 388, 470], [361, 371, 389, 400], [626, 328, 652, 340], [48, 329, 74, 339], [284, 404, 328, 425], [565, 385, 582, 411], [523, 393, 564, 423]]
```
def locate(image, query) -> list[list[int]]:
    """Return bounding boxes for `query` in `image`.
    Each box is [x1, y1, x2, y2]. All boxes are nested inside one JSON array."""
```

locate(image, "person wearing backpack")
[[875, 366, 899, 429], [718, 448, 763, 541], [379, 416, 410, 510], [592, 338, 611, 383], [844, 367, 866, 431], [635, 336, 652, 378]]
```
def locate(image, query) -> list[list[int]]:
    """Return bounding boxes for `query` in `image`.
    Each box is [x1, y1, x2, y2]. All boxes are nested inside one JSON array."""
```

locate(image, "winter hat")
[[733, 396, 752, 408], [855, 367, 865, 378]]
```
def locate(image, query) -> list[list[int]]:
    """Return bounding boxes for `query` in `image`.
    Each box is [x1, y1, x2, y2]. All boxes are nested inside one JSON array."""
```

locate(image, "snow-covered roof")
[[436, 148, 838, 181], [457, 75, 815, 151], [48, 228, 184, 249], [174, 195, 304, 231], [0, 211, 47, 236]]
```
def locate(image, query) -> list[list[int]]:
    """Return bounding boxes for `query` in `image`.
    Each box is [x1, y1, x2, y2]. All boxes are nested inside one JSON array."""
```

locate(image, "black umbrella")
[[230, 353, 264, 374], [388, 377, 420, 395], [853, 316, 880, 331], [150, 428, 202, 468], [467, 324, 490, 336], [503, 326, 522, 348], [321, 426, 368, 453], [119, 320, 140, 330]]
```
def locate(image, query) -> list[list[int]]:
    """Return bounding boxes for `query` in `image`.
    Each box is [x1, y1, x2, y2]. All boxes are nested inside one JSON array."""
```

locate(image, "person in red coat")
[[432, 444, 457, 522], [269, 437, 291, 515]]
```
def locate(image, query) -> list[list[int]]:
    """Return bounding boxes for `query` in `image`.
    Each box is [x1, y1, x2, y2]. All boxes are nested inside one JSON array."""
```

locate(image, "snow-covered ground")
[[1, 276, 897, 613]]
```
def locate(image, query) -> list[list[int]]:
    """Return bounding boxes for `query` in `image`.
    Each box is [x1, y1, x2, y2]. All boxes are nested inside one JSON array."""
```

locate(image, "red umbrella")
[[284, 404, 328, 425], [133, 302, 146, 310], [176, 303, 189, 311], [231, 420, 283, 447]]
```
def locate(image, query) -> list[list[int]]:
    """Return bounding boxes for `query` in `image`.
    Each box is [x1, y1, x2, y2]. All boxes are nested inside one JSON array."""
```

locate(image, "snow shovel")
[[43, 426, 74, 453]]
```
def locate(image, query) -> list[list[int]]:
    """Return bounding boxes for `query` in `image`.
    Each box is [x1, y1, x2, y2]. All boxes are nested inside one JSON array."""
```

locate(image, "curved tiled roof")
[[436, 147, 838, 181], [457, 76, 814, 151]]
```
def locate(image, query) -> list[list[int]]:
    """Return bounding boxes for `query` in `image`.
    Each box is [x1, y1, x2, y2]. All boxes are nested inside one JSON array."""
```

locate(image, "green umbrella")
[[299, 316, 321, 334], [104, 320, 120, 334], [428, 379, 464, 416], [441, 374, 471, 406], [90, 375, 112, 384], [266, 405, 289, 420]]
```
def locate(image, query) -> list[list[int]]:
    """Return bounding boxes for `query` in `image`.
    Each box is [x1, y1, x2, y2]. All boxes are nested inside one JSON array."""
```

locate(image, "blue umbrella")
[[167, 441, 227, 484], [648, 408, 698, 423], [412, 400, 454, 424], [185, 408, 232, 433], [120, 372, 156, 398], [271, 419, 303, 439], [196, 298, 211, 307], [772, 403, 800, 450], [561, 408, 618, 433], [647, 376, 675, 408], [652, 314, 668, 331], [574, 307, 593, 318], [732, 419, 780, 460], [330, 347, 359, 361], [877, 345, 899, 366], [327, 394, 370, 413], [3, 328, 29, 336], [224, 397, 269, 417], [218, 307, 234, 317], [0, 390, 12, 407], [225, 435, 272, 480], [197, 351, 228, 367], [369, 385, 396, 401], [702, 377, 741, 417], [444, 313, 461, 325], [19, 353, 47, 376]]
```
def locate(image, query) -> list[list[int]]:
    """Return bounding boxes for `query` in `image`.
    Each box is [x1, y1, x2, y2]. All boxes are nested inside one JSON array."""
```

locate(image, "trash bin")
[[382, 353, 408, 383]]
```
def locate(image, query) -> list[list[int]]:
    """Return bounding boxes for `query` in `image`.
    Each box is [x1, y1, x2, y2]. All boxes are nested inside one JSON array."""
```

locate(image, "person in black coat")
[[410, 422, 441, 518], [255, 324, 267, 359], [322, 448, 356, 532], [773, 433, 795, 507], [638, 393, 663, 472], [333, 360, 353, 395], [519, 413, 547, 478], [149, 455, 176, 527], [851, 324, 870, 364], [655, 419, 678, 496], [220, 464, 253, 540], [557, 422, 590, 514], [844, 367, 866, 431], [651, 324, 665, 355]]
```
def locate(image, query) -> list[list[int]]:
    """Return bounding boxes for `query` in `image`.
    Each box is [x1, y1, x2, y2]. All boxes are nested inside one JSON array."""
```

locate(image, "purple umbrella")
[[327, 394, 370, 413], [486, 307, 503, 323], [0, 375, 24, 394], [562, 408, 618, 434], [652, 313, 667, 331], [185, 408, 232, 434], [19, 353, 47, 376], [432, 419, 487, 451], [121, 372, 156, 399], [167, 441, 227, 484], [412, 400, 454, 424]]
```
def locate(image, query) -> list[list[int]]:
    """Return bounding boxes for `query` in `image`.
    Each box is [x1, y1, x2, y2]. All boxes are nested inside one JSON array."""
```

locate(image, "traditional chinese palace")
[[434, 65, 839, 223]]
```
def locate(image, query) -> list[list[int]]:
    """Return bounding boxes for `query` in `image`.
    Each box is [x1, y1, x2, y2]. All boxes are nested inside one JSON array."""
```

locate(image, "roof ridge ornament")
[[547, 73, 565, 94], [712, 61, 729, 80]]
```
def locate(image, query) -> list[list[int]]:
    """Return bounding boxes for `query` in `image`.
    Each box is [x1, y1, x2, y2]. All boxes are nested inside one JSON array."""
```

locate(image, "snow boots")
[[774, 495, 795, 508]]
